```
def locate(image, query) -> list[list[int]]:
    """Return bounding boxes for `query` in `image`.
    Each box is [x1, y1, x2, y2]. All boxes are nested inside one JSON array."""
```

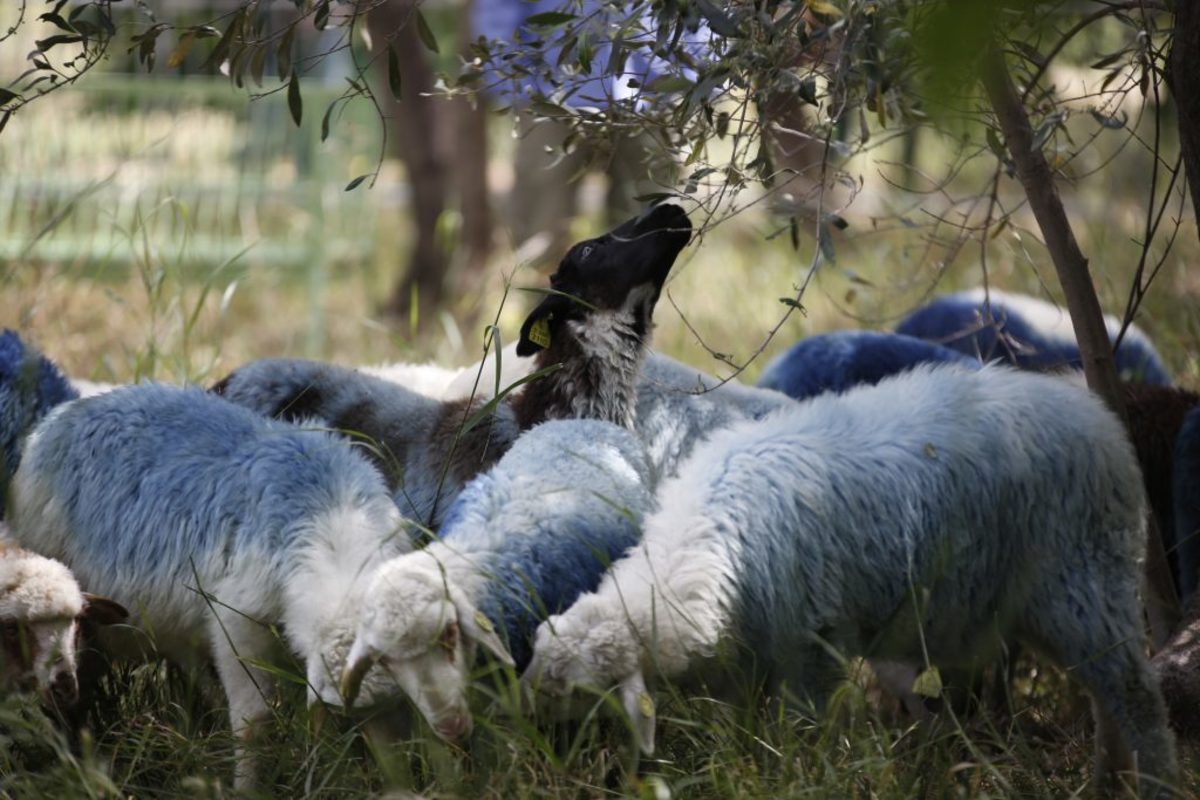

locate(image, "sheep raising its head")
[[0, 544, 127, 709], [340, 556, 513, 742], [523, 596, 656, 754]]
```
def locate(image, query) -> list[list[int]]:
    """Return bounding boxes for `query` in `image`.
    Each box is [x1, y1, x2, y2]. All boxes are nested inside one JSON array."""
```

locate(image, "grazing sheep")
[[214, 203, 693, 530], [0, 536, 128, 710], [1172, 406, 1200, 602], [755, 330, 978, 401], [524, 364, 1177, 795], [340, 418, 653, 739], [0, 330, 78, 514], [1118, 384, 1200, 603], [7, 384, 411, 787], [896, 288, 1171, 384]]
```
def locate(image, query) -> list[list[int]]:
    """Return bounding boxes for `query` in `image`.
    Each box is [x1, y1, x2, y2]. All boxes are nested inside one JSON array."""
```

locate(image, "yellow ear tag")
[[528, 315, 552, 349], [637, 691, 655, 718], [911, 666, 943, 698], [473, 610, 495, 634]]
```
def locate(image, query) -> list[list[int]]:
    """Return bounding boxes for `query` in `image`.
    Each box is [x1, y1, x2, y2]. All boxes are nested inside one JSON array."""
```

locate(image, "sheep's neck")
[[510, 312, 646, 431], [427, 398, 517, 490]]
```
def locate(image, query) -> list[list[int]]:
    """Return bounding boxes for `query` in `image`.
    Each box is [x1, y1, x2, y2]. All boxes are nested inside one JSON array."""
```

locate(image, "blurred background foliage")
[[1, 0, 1195, 389]]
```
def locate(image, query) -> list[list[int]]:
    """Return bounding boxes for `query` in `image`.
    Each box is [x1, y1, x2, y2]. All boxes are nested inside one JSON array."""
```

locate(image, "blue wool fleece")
[[437, 418, 653, 668], [1173, 407, 1200, 601], [755, 330, 978, 401], [896, 290, 1171, 384], [0, 330, 79, 513], [16, 384, 395, 592]]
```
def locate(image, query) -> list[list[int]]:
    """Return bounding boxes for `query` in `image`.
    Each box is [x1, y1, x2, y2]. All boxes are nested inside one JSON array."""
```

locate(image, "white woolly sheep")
[[339, 418, 653, 740], [524, 363, 1177, 796], [0, 535, 127, 710], [7, 384, 411, 788], [213, 204, 693, 531], [359, 361, 464, 399]]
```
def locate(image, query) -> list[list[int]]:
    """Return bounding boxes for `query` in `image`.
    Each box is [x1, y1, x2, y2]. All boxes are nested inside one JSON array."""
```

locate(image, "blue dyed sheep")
[[0, 330, 78, 513], [896, 288, 1171, 383], [339, 418, 653, 741], [7, 384, 410, 788], [755, 330, 978, 401], [525, 364, 1177, 795]]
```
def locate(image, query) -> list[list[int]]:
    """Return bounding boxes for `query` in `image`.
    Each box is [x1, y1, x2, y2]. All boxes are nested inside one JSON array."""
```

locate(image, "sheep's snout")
[[46, 669, 78, 709], [432, 710, 472, 742]]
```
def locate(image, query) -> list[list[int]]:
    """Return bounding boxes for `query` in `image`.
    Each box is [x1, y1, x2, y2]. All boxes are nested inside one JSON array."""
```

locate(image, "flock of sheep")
[[1, 202, 1197, 797]]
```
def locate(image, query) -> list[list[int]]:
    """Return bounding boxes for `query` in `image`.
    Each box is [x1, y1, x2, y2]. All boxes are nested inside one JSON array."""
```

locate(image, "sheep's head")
[[517, 204, 692, 358], [522, 596, 656, 754], [0, 550, 128, 709], [339, 557, 513, 742]]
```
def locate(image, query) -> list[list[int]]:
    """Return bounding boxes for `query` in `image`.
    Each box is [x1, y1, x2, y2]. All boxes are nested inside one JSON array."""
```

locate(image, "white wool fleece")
[[0, 546, 84, 621]]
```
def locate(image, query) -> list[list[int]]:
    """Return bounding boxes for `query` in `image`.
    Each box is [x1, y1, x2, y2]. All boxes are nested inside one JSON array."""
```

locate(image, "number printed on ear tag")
[[474, 610, 495, 633], [637, 692, 655, 717], [528, 316, 552, 349]]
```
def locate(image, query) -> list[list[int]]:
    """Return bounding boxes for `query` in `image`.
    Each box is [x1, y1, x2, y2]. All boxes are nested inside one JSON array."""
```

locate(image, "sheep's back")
[[635, 354, 792, 481], [439, 419, 653, 668], [0, 330, 78, 505], [897, 289, 1170, 383], [756, 331, 978, 400], [655, 363, 1144, 668], [13, 384, 392, 616]]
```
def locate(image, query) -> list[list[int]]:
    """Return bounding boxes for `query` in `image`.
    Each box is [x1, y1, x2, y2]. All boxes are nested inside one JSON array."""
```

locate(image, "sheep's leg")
[[1070, 642, 1176, 799], [209, 612, 279, 792], [772, 643, 844, 717], [1019, 573, 1178, 798]]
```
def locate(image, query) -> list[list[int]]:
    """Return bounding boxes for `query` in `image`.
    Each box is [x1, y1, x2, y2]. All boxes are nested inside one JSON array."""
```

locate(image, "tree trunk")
[[367, 0, 450, 321], [980, 44, 1180, 644], [1168, 0, 1200, 223], [454, 0, 493, 285]]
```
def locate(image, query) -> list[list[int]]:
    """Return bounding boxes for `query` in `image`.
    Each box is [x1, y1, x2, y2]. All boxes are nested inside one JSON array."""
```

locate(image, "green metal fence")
[[0, 72, 392, 351]]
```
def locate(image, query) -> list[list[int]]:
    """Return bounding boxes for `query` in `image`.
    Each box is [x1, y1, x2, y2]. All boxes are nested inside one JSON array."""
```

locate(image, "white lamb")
[[7, 384, 411, 788], [0, 536, 127, 709], [524, 363, 1177, 796], [339, 418, 653, 739]]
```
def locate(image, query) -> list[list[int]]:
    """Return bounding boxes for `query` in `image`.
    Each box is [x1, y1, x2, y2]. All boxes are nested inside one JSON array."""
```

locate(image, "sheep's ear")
[[80, 593, 129, 626], [620, 669, 656, 756], [451, 591, 515, 668], [517, 293, 571, 356]]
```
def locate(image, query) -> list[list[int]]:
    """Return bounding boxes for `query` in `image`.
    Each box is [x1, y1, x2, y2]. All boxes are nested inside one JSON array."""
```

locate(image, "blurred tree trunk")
[[367, 0, 449, 321], [980, 44, 1180, 645], [1168, 0, 1200, 227], [454, 0, 492, 287]]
